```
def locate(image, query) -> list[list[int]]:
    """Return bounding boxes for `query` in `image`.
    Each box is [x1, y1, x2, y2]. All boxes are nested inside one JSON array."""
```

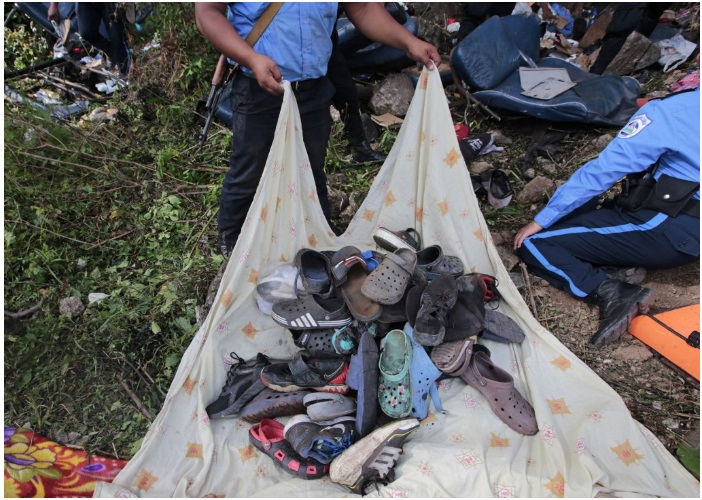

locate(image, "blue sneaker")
[[284, 415, 356, 464]]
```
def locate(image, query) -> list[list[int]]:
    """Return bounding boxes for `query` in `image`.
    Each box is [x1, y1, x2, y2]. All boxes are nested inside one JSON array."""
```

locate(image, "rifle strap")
[[244, 3, 283, 47]]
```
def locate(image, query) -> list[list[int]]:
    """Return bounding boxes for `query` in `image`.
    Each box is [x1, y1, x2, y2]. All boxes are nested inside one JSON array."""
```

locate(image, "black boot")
[[218, 230, 236, 259], [589, 279, 655, 346], [352, 140, 386, 164]]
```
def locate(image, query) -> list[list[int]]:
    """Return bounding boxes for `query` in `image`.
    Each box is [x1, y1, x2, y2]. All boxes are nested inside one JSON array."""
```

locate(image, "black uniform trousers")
[[516, 204, 700, 298], [218, 74, 335, 249]]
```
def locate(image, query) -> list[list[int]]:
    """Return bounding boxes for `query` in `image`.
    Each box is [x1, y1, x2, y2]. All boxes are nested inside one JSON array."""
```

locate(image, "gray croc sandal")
[[304, 392, 356, 422], [415, 245, 464, 280], [458, 350, 538, 436], [272, 295, 352, 330], [361, 248, 417, 305]]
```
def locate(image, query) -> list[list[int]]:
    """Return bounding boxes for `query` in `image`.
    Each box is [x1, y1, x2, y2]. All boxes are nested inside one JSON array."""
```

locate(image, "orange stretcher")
[[629, 304, 700, 381]]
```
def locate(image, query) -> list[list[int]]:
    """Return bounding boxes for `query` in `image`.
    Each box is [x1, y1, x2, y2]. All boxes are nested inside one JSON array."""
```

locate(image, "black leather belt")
[[291, 78, 321, 92]]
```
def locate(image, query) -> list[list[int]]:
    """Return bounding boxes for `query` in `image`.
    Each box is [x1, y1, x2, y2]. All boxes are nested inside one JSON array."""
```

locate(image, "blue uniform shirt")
[[226, 2, 338, 82], [535, 88, 701, 228]]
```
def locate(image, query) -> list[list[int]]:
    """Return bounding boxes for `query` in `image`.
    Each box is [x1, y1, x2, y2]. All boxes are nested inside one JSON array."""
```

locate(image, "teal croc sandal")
[[378, 329, 412, 418], [403, 323, 443, 420]]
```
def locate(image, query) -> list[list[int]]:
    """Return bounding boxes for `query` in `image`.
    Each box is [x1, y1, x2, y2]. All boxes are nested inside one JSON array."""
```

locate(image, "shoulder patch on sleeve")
[[617, 114, 652, 139]]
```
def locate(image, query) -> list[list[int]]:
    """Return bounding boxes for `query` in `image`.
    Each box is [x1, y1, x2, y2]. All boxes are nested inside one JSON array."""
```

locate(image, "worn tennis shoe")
[[329, 418, 419, 493], [206, 353, 270, 419], [284, 414, 356, 464]]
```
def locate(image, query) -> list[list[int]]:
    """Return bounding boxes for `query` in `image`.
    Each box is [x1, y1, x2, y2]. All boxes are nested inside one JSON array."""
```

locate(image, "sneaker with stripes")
[[271, 294, 352, 330]]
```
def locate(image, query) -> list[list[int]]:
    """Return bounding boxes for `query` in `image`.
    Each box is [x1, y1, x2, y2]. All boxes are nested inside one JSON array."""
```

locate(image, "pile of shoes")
[[206, 227, 538, 492]]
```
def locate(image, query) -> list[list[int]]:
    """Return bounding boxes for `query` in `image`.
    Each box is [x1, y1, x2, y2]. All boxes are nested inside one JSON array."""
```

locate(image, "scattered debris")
[[88, 293, 110, 303], [370, 113, 403, 129], [59, 296, 85, 317], [86, 106, 119, 123]]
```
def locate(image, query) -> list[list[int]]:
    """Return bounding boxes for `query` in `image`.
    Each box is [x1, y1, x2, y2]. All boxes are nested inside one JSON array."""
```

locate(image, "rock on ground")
[[515, 176, 555, 204], [369, 73, 415, 117], [59, 296, 85, 317]]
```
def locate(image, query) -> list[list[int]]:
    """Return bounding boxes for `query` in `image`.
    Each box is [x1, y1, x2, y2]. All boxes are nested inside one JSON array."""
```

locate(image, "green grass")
[[3, 96, 228, 456]]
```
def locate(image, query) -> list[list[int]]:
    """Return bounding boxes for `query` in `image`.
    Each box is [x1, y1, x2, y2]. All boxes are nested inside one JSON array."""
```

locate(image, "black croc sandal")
[[415, 245, 464, 280], [294, 329, 337, 355], [249, 419, 328, 479], [294, 248, 333, 298]]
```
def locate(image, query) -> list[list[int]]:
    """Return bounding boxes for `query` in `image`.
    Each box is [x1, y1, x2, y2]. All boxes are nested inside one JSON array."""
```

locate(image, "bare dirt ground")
[[518, 259, 700, 456]]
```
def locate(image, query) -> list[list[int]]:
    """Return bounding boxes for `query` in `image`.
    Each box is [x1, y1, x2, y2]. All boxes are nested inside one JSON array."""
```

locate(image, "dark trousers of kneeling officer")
[[516, 199, 699, 345], [514, 89, 700, 346]]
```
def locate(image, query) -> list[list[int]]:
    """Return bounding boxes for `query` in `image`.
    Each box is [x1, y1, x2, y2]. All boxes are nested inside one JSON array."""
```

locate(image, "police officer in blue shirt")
[[195, 3, 440, 256], [514, 89, 700, 346]]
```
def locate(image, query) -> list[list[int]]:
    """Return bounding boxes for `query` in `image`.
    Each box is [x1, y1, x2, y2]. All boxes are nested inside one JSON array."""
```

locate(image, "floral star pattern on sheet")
[[260, 205, 268, 222], [238, 445, 256, 463], [544, 471, 566, 498], [541, 423, 557, 445], [611, 440, 644, 467], [548, 398, 572, 415], [456, 450, 483, 469], [443, 147, 461, 168], [438, 200, 449, 216], [220, 289, 233, 309], [307, 234, 317, 248], [248, 269, 258, 285], [464, 394, 482, 409], [182, 376, 196, 395], [186, 443, 203, 459], [575, 438, 587, 454], [385, 191, 397, 206], [133, 469, 158, 492], [489, 433, 510, 448], [589, 410, 603, 423], [417, 462, 432, 474], [242, 322, 258, 340], [552, 355, 571, 371], [494, 483, 515, 498]]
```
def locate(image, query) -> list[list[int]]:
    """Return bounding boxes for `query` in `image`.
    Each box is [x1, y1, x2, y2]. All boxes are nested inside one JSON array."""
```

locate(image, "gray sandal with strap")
[[361, 248, 417, 305]]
